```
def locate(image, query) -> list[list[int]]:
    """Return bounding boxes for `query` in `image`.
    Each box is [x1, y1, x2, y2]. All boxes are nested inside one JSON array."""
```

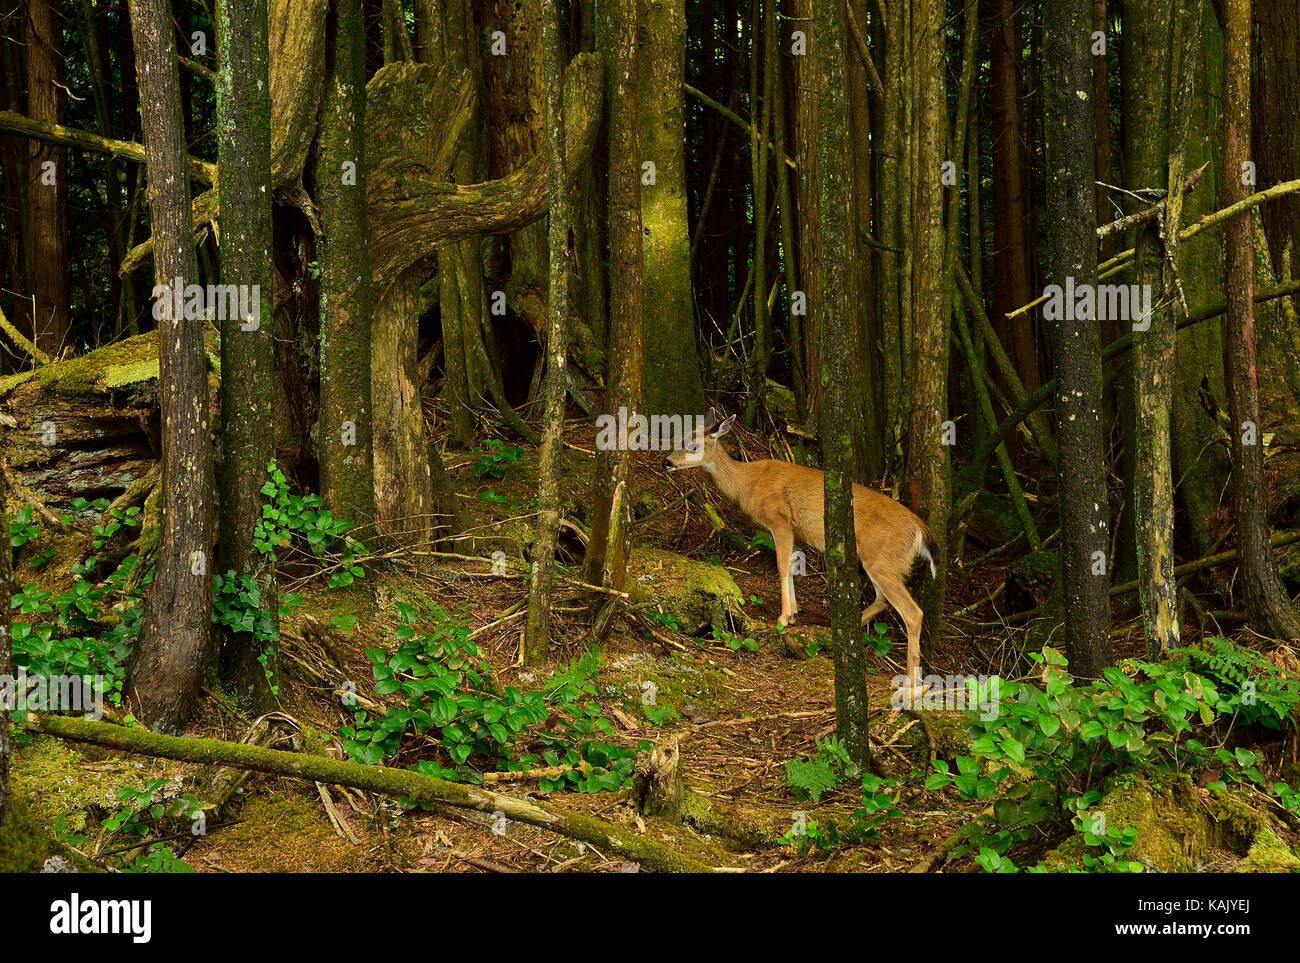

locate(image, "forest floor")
[[9, 416, 1300, 873]]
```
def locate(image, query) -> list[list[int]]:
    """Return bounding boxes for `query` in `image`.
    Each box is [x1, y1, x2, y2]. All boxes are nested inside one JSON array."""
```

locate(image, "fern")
[[786, 737, 859, 802], [1175, 637, 1300, 730]]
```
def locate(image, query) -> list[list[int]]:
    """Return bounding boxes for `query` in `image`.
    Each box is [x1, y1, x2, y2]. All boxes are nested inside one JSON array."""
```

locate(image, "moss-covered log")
[[25, 714, 717, 873]]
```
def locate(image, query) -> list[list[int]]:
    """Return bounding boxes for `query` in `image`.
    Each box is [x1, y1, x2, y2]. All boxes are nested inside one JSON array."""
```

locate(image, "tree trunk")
[[814, 0, 868, 769], [124, 0, 215, 732], [523, 0, 571, 665], [316, 0, 376, 529], [584, 0, 644, 605], [25, 0, 70, 356], [989, 0, 1037, 400], [1123, 0, 1179, 658], [638, 0, 705, 417], [907, 0, 948, 664], [217, 0, 279, 709], [0, 419, 11, 831], [1222, 0, 1300, 642], [1044, 0, 1112, 676]]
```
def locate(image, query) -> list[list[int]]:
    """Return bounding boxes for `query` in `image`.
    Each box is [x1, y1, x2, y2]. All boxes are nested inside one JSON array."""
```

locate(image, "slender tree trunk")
[[216, 0, 279, 709], [907, 0, 948, 663], [1222, 0, 1300, 642], [25, 0, 70, 356], [638, 0, 704, 416], [125, 0, 215, 732], [989, 0, 1037, 398], [790, 0, 823, 425], [316, 0, 376, 528], [0, 0, 28, 348], [584, 0, 644, 606], [0, 423, 10, 830], [1044, 0, 1112, 676], [523, 0, 570, 666], [1123, 0, 1179, 658], [814, 0, 868, 769]]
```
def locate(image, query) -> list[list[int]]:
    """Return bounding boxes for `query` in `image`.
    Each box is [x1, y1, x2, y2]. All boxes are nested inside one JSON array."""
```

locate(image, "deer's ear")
[[712, 413, 736, 438], [703, 407, 719, 430]]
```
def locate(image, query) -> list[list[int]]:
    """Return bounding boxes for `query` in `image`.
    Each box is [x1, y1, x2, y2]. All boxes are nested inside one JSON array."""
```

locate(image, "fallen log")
[[25, 714, 718, 873]]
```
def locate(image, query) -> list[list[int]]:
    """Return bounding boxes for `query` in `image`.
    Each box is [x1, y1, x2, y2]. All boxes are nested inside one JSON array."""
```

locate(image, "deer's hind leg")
[[860, 577, 888, 626], [873, 574, 924, 690]]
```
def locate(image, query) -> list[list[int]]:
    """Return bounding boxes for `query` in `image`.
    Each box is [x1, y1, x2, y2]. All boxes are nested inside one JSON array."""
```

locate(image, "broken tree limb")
[[1008, 176, 1300, 320], [954, 261, 1058, 466], [0, 305, 50, 365], [0, 108, 216, 185], [682, 82, 796, 170], [958, 278, 1300, 487], [1095, 162, 1209, 240], [25, 714, 717, 873]]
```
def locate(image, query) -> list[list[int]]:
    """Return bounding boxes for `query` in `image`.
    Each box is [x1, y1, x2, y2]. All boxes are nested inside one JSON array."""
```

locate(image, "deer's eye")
[[685, 442, 699, 453]]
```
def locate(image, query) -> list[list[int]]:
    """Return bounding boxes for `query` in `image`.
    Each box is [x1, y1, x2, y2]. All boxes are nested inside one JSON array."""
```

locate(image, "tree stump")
[[632, 736, 683, 824]]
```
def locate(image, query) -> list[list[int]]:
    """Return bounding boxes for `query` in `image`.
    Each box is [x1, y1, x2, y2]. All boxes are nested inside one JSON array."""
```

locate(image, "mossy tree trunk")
[[0, 424, 10, 832], [584, 0, 644, 606], [1221, 0, 1300, 642], [907, 0, 948, 664], [814, 0, 868, 769], [524, 0, 571, 666], [1123, 0, 1182, 658], [1044, 0, 1112, 676], [217, 0, 279, 709], [124, 0, 215, 732], [637, 0, 705, 417], [315, 0, 376, 530]]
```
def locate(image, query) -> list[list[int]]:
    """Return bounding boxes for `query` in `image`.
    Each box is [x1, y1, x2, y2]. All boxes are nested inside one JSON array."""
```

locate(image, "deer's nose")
[[662, 457, 673, 469]]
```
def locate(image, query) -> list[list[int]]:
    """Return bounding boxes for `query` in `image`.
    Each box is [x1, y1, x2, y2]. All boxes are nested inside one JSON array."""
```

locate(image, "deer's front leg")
[[774, 525, 798, 626]]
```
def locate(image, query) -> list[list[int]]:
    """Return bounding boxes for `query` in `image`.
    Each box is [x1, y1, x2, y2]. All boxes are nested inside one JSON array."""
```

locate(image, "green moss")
[[12, 735, 150, 833], [681, 786, 785, 851], [0, 796, 62, 871], [1237, 828, 1300, 873], [32, 334, 161, 399], [601, 651, 737, 723], [627, 547, 747, 636], [1041, 772, 1270, 872]]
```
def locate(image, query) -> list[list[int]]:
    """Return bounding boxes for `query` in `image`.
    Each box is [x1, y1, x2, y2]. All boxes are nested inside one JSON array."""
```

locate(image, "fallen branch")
[[0, 108, 216, 185], [25, 714, 717, 873], [1095, 163, 1208, 240]]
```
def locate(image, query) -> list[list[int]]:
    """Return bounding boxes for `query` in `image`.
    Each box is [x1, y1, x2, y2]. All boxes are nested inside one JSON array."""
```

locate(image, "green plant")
[[472, 439, 523, 479], [863, 620, 892, 658], [711, 623, 758, 653], [786, 736, 858, 803], [255, 459, 367, 587], [340, 600, 644, 795], [922, 641, 1296, 872], [778, 773, 902, 854]]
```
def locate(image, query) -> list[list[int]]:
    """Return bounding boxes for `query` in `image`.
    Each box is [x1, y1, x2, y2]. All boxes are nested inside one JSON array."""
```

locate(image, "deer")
[[663, 408, 938, 690]]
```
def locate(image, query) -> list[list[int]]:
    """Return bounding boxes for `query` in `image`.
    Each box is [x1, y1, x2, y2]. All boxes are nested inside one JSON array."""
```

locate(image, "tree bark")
[[907, 0, 948, 663], [1123, 0, 1185, 658], [523, 0, 571, 665], [1044, 0, 1112, 676], [814, 0, 868, 769], [24, 0, 70, 356], [637, 0, 704, 416], [1222, 0, 1300, 642], [584, 0, 644, 606], [316, 0, 376, 529], [217, 0, 279, 709], [124, 0, 215, 732]]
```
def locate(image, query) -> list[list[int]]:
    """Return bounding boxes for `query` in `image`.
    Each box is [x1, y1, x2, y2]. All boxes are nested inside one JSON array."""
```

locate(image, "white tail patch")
[[914, 529, 936, 578]]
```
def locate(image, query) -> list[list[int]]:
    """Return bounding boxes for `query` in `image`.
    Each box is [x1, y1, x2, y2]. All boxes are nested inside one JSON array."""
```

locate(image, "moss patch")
[[628, 547, 747, 636]]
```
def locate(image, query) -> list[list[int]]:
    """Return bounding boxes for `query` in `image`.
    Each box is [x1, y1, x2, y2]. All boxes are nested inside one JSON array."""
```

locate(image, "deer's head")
[[662, 407, 736, 472]]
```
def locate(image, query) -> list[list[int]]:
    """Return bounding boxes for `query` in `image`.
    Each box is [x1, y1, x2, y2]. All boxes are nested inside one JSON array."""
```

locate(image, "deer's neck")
[[705, 445, 756, 507]]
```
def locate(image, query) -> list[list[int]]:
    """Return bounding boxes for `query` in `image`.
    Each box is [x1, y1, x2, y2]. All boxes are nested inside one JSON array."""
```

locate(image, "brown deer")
[[663, 409, 938, 688]]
